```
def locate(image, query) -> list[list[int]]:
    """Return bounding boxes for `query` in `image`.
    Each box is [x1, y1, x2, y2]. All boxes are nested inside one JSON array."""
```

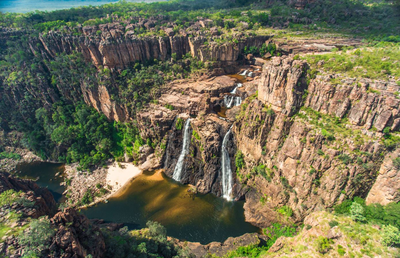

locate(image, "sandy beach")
[[106, 162, 142, 191]]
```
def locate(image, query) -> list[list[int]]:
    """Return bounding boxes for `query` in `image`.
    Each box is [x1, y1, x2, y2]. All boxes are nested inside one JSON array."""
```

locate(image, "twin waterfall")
[[221, 128, 234, 201], [172, 118, 191, 182], [172, 71, 248, 198]]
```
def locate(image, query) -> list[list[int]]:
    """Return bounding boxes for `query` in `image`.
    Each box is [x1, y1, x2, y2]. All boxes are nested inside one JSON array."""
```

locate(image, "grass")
[[296, 107, 378, 153], [303, 46, 400, 81], [0, 190, 23, 207]]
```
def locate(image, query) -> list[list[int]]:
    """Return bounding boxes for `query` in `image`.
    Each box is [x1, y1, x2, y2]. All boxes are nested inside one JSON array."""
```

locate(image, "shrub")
[[19, 218, 55, 256], [80, 190, 93, 205], [235, 150, 245, 170], [329, 220, 339, 228], [0, 190, 23, 207], [0, 151, 21, 160], [381, 224, 400, 246], [350, 202, 366, 222], [316, 236, 333, 254], [317, 149, 324, 156], [277, 205, 293, 217], [146, 220, 167, 241], [393, 157, 400, 169], [337, 245, 346, 256], [338, 154, 352, 165], [175, 117, 184, 130]]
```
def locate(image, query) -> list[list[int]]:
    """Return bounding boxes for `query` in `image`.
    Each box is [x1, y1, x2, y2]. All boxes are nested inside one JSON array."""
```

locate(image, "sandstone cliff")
[[233, 56, 400, 227]]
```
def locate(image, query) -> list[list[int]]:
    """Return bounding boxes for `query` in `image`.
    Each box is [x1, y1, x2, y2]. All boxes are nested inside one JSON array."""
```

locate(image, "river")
[[0, 0, 161, 13]]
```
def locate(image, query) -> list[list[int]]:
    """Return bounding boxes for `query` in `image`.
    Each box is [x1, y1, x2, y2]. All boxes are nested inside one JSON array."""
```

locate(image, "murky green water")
[[15, 162, 65, 202], [81, 170, 259, 244], [15, 163, 258, 244]]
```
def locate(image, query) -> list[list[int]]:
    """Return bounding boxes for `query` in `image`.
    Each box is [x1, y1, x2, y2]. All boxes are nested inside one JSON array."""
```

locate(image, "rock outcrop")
[[33, 31, 270, 70], [366, 148, 400, 205], [234, 55, 400, 226], [0, 171, 57, 217], [179, 233, 264, 258]]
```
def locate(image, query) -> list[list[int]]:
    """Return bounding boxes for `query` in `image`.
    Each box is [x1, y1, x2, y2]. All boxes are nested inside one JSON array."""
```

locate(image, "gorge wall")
[[233, 56, 400, 227]]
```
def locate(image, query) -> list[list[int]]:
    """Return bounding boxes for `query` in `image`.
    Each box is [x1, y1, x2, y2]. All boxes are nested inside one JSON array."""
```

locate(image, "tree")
[[381, 224, 400, 246], [350, 202, 366, 222]]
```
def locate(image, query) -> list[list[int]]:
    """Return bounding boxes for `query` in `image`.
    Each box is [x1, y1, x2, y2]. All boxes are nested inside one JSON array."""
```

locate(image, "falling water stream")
[[221, 128, 234, 201], [172, 118, 191, 181], [224, 83, 243, 109]]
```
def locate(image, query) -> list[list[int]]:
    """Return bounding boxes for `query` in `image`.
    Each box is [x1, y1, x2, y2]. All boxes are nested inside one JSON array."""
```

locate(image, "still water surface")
[[0, 0, 125, 13], [81, 170, 259, 244], [15, 162, 65, 202], [15, 163, 258, 244]]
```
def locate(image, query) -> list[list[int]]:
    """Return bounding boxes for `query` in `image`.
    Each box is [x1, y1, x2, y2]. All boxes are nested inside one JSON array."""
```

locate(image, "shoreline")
[[63, 161, 142, 208], [78, 162, 143, 208]]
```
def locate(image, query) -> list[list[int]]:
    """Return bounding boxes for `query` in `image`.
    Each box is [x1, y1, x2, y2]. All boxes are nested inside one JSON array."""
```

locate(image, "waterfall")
[[221, 128, 233, 201], [223, 84, 242, 109], [172, 118, 191, 182], [248, 72, 253, 77], [239, 70, 248, 76]]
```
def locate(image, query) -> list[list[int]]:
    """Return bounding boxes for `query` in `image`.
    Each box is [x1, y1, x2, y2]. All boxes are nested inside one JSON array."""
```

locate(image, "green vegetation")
[[277, 205, 293, 218], [175, 117, 184, 130], [303, 46, 400, 80], [235, 150, 245, 171], [102, 221, 189, 258], [0, 189, 23, 207], [18, 218, 55, 257], [335, 197, 400, 234], [316, 236, 333, 254], [0, 151, 21, 160], [226, 223, 297, 258]]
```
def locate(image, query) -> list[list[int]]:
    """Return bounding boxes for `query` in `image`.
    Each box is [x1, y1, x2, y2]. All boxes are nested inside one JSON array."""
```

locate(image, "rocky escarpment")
[[0, 171, 56, 218], [234, 56, 400, 227], [32, 27, 270, 70], [0, 172, 107, 258]]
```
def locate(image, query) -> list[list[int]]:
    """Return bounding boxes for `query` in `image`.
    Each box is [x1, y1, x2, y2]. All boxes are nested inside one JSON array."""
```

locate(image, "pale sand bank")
[[106, 162, 142, 191]]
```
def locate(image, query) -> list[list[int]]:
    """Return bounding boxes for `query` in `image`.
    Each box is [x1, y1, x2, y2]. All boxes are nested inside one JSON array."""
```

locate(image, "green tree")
[[381, 224, 400, 246], [350, 202, 366, 222]]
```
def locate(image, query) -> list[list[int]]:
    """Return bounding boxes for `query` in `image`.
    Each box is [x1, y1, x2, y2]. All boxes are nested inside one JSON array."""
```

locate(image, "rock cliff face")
[[233, 56, 400, 227], [0, 171, 57, 217], [366, 148, 400, 205], [0, 172, 107, 258], [33, 29, 270, 70]]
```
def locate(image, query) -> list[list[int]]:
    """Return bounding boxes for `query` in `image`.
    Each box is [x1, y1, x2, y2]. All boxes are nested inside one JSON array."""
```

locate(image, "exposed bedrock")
[[226, 55, 399, 227], [32, 29, 271, 70]]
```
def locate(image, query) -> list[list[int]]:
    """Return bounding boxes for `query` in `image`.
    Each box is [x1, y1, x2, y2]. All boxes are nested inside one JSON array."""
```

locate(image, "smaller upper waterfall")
[[221, 127, 233, 201], [239, 70, 248, 76], [172, 118, 191, 182], [224, 84, 242, 109]]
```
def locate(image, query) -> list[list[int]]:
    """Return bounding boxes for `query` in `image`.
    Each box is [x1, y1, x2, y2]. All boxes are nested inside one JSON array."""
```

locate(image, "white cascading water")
[[239, 70, 248, 76], [221, 128, 233, 201], [224, 84, 242, 109], [172, 118, 191, 182]]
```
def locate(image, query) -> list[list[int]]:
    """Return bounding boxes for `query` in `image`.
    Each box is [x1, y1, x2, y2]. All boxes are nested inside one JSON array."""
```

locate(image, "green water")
[[15, 162, 65, 202], [81, 170, 259, 244]]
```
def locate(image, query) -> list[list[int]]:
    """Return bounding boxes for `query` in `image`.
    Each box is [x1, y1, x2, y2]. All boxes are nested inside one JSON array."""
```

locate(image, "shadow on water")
[[81, 170, 259, 244], [15, 162, 65, 203]]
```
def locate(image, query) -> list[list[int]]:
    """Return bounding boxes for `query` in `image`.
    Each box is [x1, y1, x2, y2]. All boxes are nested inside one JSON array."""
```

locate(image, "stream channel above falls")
[[16, 162, 259, 244]]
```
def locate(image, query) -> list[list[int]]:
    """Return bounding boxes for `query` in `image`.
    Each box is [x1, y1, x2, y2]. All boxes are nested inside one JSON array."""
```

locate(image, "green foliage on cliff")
[[102, 222, 190, 258], [235, 150, 245, 171], [225, 223, 297, 258], [175, 118, 184, 130], [0, 189, 23, 207], [334, 197, 400, 235]]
